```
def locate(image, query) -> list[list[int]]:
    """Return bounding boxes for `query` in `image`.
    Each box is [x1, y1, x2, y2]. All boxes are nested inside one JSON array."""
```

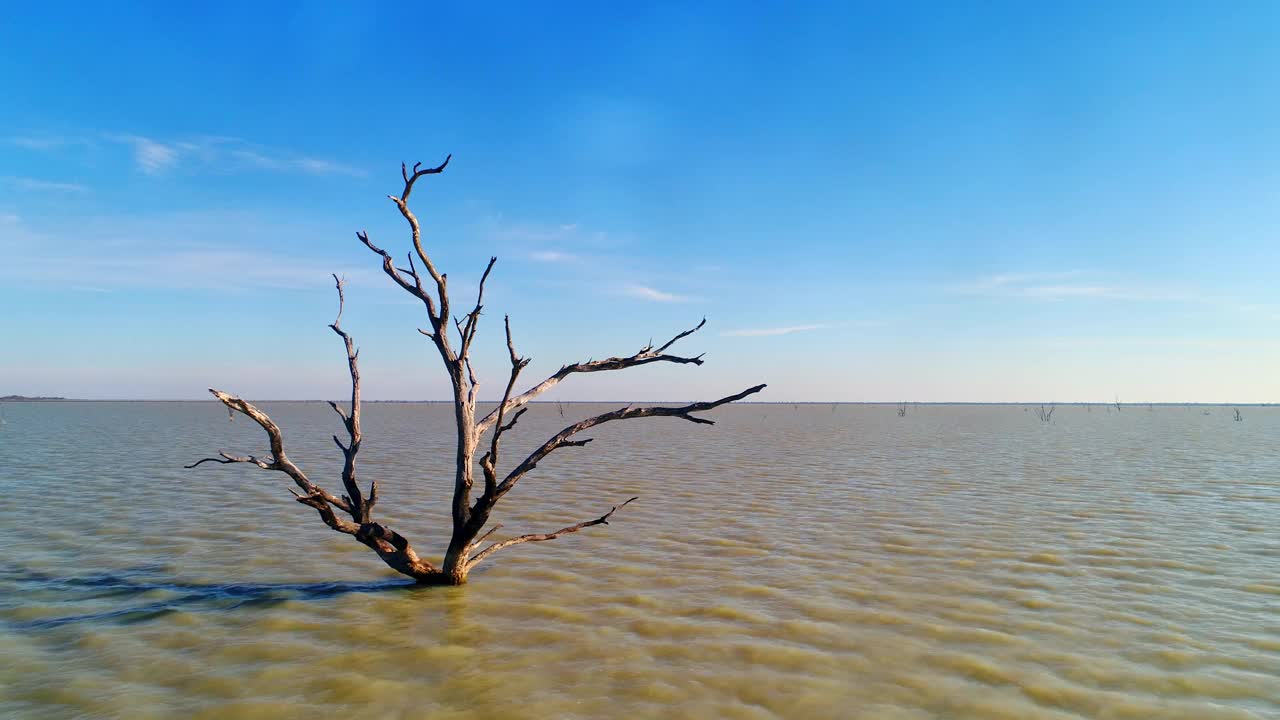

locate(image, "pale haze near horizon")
[[2, 4, 1278, 403]]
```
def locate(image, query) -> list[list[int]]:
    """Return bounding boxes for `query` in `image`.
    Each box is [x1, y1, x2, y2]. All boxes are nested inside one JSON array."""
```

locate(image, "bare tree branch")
[[497, 383, 766, 498], [476, 319, 710, 436], [357, 230, 439, 321], [467, 497, 639, 568], [291, 490, 362, 535], [329, 275, 373, 522], [327, 400, 350, 423], [378, 231, 468, 561], [479, 316, 531, 498], [389, 156, 451, 318], [473, 523, 503, 547], [460, 256, 498, 359], [184, 451, 272, 470], [190, 389, 352, 514], [189, 388, 439, 579], [353, 521, 439, 578]]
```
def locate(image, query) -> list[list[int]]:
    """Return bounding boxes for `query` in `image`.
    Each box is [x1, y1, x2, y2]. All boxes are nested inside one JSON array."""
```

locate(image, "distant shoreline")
[[2, 398, 1275, 406]]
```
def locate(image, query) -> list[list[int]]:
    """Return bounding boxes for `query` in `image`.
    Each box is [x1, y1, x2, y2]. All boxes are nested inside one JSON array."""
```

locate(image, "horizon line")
[[3, 398, 1276, 406]]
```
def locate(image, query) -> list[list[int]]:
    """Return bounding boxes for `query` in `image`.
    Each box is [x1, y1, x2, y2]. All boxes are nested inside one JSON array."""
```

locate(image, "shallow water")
[[0, 401, 1276, 719]]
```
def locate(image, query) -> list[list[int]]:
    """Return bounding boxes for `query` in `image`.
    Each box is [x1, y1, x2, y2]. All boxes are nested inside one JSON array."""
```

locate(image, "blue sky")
[[2, 2, 1278, 402]]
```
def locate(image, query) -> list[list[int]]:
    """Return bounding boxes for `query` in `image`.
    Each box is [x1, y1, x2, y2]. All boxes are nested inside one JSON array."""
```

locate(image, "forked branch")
[[357, 230, 439, 320], [186, 389, 351, 514], [188, 377, 436, 579], [479, 315, 530, 497], [467, 497, 639, 567], [497, 383, 766, 498], [329, 274, 373, 522], [476, 318, 711, 436], [459, 256, 498, 359], [389, 155, 452, 320]]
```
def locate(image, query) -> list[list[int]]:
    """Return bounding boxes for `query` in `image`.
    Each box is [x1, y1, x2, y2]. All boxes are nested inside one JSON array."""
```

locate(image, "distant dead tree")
[[1036, 405, 1055, 423], [187, 156, 765, 585], [1114, 395, 1122, 412], [1234, 408, 1243, 422], [896, 403, 908, 417]]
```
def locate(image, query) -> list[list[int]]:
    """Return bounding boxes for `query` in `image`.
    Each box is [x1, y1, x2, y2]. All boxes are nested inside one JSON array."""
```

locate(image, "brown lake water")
[[0, 401, 1277, 719]]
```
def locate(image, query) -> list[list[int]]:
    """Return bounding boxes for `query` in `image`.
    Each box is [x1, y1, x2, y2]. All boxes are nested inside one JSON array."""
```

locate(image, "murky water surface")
[[0, 402, 1276, 719]]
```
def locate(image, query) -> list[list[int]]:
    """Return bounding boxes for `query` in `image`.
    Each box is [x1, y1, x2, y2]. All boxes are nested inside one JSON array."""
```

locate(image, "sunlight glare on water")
[[0, 402, 1277, 719]]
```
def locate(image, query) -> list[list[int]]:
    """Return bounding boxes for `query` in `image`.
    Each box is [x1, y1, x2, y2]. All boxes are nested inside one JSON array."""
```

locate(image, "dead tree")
[[1233, 408, 1243, 422], [187, 156, 765, 585], [1036, 405, 1055, 423], [896, 403, 907, 417]]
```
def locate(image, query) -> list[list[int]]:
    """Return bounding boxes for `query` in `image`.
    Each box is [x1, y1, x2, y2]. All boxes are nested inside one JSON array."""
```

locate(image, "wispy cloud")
[[1235, 302, 1280, 321], [722, 324, 828, 337], [12, 131, 364, 178], [1021, 285, 1118, 299], [977, 271, 1085, 286], [480, 217, 618, 253], [960, 271, 1193, 302], [530, 250, 577, 263], [481, 216, 629, 271], [623, 284, 688, 303], [228, 147, 364, 177], [2, 176, 88, 193], [0, 211, 382, 292], [481, 217, 718, 305], [9, 136, 80, 151], [110, 134, 181, 174]]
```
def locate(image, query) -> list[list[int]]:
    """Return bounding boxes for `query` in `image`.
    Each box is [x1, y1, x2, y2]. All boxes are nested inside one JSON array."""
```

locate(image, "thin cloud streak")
[[8, 135, 85, 151], [530, 250, 577, 262], [2, 176, 88, 193], [623, 284, 688, 303], [722, 324, 828, 337], [109, 134, 180, 174], [960, 271, 1196, 302], [0, 211, 382, 292], [479, 217, 620, 253], [228, 147, 364, 177], [12, 131, 364, 177]]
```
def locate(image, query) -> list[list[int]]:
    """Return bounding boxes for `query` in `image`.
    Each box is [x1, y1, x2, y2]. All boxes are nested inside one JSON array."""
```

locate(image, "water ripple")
[[0, 402, 1277, 718]]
